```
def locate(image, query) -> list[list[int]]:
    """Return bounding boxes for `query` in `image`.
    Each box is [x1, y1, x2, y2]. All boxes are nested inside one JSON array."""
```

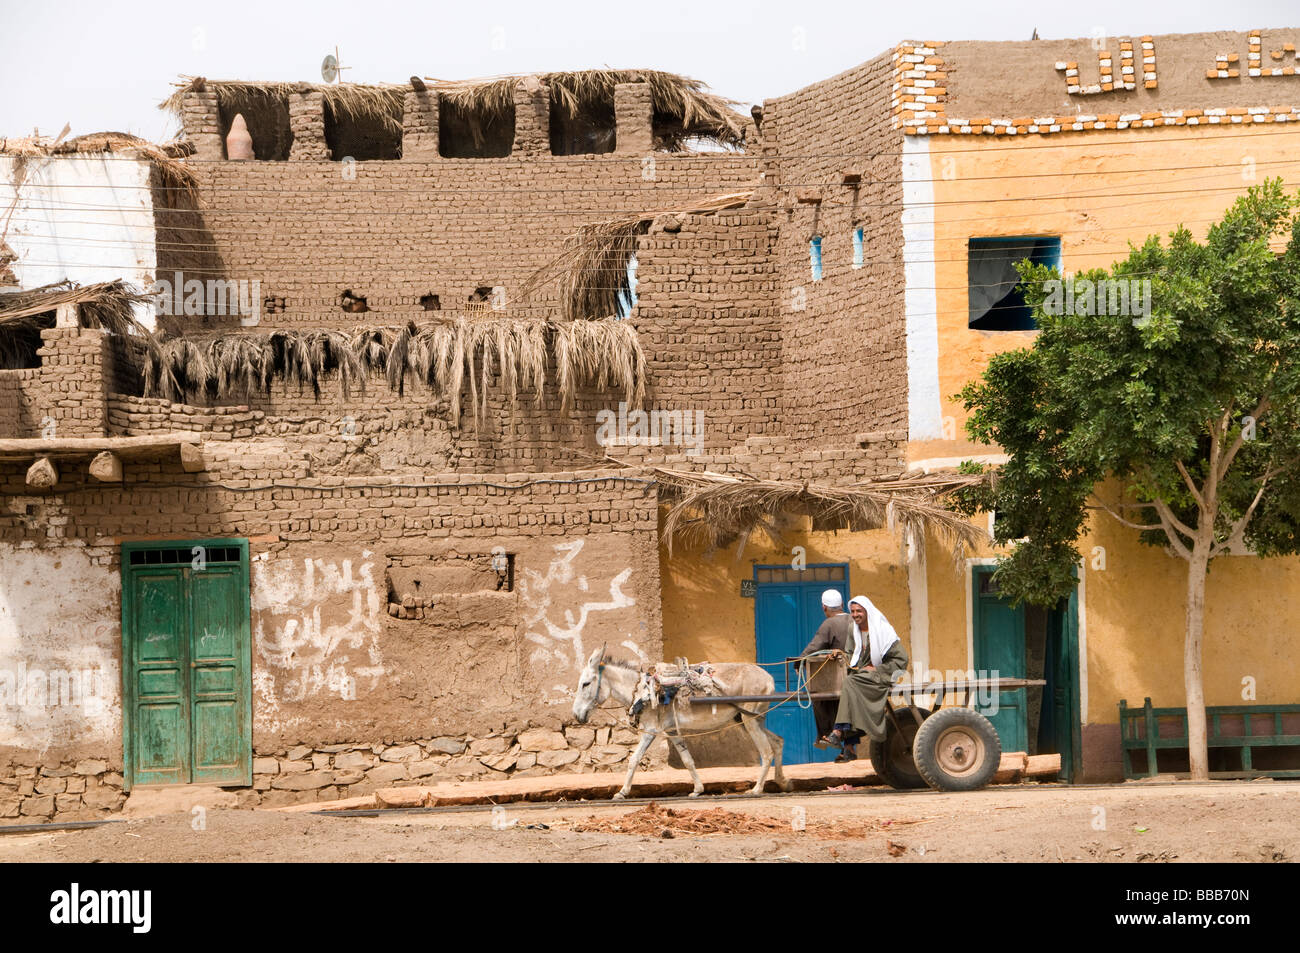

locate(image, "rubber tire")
[[868, 707, 930, 790], [912, 707, 1002, 792]]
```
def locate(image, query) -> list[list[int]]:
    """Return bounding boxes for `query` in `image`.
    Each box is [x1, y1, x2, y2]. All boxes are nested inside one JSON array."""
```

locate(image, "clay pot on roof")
[[226, 114, 254, 160]]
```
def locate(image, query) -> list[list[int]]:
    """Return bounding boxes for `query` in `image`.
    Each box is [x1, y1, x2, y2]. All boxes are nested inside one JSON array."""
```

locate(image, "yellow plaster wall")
[[659, 515, 912, 666], [909, 125, 1300, 727], [910, 123, 1300, 466]]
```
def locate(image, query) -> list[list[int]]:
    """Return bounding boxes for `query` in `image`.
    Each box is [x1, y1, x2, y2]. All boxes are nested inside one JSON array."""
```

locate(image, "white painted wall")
[[0, 543, 121, 755], [902, 136, 943, 441], [0, 154, 158, 329]]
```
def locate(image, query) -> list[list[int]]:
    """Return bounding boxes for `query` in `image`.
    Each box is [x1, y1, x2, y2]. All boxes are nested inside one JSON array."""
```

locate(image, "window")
[[616, 254, 638, 319], [967, 236, 1061, 330], [809, 236, 823, 281], [852, 227, 864, 269]]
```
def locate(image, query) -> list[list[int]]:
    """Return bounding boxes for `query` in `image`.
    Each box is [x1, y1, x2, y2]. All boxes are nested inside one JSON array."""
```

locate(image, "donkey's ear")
[[586, 646, 604, 667]]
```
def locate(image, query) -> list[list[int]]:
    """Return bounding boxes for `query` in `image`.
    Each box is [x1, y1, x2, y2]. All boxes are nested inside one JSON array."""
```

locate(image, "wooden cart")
[[688, 656, 1045, 792]]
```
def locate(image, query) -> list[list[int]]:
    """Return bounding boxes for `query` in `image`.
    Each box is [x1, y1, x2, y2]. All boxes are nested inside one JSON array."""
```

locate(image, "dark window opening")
[[419, 293, 441, 311], [0, 312, 52, 369], [128, 545, 241, 566], [550, 108, 615, 155], [438, 101, 514, 158], [324, 101, 401, 161], [340, 289, 369, 314], [218, 99, 291, 161], [968, 236, 1061, 331]]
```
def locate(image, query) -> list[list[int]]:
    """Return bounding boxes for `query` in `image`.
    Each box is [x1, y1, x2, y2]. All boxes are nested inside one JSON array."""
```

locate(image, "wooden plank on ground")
[[1025, 753, 1062, 778], [271, 752, 1037, 813]]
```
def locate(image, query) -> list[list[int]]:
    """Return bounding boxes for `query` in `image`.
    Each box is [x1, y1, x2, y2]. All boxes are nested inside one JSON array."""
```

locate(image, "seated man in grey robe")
[[799, 589, 854, 759], [815, 594, 908, 750]]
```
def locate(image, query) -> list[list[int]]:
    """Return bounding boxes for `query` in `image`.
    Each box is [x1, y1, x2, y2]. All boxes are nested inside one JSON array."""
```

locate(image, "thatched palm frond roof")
[[0, 279, 153, 332], [0, 279, 157, 371], [427, 69, 748, 149], [143, 317, 646, 427], [650, 465, 992, 561], [520, 190, 754, 321], [1, 132, 199, 202], [160, 78, 408, 138]]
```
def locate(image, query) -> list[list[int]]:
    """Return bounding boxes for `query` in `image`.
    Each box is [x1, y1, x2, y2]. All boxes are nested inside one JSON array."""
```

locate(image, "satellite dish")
[[321, 53, 338, 83]]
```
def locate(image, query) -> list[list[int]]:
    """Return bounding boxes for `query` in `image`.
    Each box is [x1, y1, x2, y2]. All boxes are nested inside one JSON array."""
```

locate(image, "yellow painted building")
[[659, 28, 1300, 781]]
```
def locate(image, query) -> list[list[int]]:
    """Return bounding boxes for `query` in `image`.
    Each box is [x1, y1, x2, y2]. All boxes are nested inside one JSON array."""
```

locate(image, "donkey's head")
[[571, 644, 609, 724]]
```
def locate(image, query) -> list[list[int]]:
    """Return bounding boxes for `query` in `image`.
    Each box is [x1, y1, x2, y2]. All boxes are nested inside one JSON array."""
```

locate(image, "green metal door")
[[122, 541, 252, 790], [973, 567, 1028, 753]]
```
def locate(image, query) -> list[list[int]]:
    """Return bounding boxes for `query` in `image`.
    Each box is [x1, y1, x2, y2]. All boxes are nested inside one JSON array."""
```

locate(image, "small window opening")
[[616, 254, 638, 319], [968, 236, 1061, 331], [324, 101, 401, 161], [852, 227, 864, 269], [419, 293, 441, 311], [809, 236, 823, 282], [438, 101, 515, 158], [339, 289, 369, 314]]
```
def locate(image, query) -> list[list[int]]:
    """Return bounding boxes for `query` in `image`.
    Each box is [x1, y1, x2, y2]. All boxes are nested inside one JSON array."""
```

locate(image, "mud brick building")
[[3, 29, 1300, 822]]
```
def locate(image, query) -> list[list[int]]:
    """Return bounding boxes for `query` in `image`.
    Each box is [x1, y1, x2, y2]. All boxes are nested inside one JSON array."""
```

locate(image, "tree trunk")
[[1184, 548, 1211, 780]]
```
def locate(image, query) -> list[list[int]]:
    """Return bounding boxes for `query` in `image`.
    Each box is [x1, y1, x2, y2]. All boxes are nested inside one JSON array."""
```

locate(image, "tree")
[[954, 179, 1300, 780]]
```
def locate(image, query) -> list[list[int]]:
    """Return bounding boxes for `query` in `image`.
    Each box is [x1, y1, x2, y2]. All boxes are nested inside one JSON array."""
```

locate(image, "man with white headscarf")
[[798, 589, 854, 756], [814, 594, 909, 750]]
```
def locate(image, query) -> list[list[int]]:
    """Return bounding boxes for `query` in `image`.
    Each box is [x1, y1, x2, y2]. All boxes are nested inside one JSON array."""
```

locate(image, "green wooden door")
[[973, 567, 1028, 753], [122, 541, 252, 790]]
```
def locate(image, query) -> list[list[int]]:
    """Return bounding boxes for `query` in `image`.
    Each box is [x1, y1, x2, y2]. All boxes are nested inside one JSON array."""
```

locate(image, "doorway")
[[753, 563, 849, 764], [971, 566, 1081, 780], [121, 539, 252, 790]]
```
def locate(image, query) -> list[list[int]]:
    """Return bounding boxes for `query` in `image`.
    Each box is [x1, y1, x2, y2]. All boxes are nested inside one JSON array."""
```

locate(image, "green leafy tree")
[[954, 180, 1300, 780]]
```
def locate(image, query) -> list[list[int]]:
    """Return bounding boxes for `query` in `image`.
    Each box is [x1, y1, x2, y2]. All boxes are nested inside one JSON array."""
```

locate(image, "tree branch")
[[1088, 497, 1163, 532], [1210, 475, 1271, 558], [1218, 395, 1270, 483], [1153, 503, 1193, 560], [1174, 460, 1206, 511], [1151, 497, 1197, 550]]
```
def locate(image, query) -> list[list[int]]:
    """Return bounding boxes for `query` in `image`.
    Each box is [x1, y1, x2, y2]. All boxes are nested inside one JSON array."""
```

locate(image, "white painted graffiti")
[[251, 552, 385, 711]]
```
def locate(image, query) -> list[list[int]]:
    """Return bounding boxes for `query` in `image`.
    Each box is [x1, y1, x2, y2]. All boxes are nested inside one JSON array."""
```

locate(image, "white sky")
[[0, 0, 1295, 141]]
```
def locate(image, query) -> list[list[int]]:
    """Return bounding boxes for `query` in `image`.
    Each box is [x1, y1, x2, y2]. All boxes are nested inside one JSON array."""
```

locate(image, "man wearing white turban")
[[814, 594, 909, 749], [798, 589, 854, 757]]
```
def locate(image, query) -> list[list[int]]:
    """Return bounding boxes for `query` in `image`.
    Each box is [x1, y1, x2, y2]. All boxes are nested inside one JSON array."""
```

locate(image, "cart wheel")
[[868, 707, 930, 790], [912, 707, 1002, 792]]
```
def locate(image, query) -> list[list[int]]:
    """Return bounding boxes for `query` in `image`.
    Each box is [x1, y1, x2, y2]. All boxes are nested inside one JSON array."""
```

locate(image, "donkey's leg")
[[668, 733, 705, 797], [738, 711, 774, 795], [763, 719, 794, 792], [614, 726, 658, 800]]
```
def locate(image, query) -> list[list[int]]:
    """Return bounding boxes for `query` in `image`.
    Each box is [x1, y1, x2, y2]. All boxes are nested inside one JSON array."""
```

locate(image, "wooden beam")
[[26, 456, 58, 489], [88, 451, 123, 482], [0, 432, 202, 461]]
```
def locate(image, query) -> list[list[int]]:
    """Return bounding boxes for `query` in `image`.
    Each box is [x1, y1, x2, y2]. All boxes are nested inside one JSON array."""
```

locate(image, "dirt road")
[[2, 779, 1295, 863]]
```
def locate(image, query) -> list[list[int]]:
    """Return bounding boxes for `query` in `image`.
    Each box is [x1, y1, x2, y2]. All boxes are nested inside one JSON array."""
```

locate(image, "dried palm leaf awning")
[[521, 190, 754, 321], [0, 279, 156, 370], [428, 69, 748, 151], [142, 317, 645, 426], [160, 78, 407, 137], [1, 132, 198, 203], [651, 465, 991, 560]]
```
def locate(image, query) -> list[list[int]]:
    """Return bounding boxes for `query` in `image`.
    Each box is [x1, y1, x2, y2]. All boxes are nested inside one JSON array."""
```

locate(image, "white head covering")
[[847, 595, 900, 668], [821, 589, 844, 609]]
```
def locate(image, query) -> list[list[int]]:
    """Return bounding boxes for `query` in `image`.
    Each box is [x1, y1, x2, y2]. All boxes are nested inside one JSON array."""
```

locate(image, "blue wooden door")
[[973, 567, 1028, 753], [754, 566, 849, 764]]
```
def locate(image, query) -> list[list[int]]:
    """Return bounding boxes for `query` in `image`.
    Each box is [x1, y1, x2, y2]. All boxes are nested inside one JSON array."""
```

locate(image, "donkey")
[[572, 646, 793, 799]]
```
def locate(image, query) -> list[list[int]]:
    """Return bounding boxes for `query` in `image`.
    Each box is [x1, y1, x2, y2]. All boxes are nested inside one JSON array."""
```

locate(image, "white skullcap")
[[821, 589, 844, 608]]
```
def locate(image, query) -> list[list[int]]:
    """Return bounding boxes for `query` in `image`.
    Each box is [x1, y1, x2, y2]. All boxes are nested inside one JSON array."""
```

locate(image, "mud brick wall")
[[16, 329, 112, 439], [632, 210, 782, 448], [761, 50, 907, 442], [157, 157, 760, 326], [0, 370, 38, 438]]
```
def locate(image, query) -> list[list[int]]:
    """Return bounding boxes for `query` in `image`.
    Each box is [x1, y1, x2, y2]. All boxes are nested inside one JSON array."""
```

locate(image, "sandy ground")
[[1, 778, 1295, 863]]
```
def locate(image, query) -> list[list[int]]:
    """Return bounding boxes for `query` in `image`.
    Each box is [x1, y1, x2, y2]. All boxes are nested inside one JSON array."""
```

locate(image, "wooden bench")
[[1119, 697, 1300, 779]]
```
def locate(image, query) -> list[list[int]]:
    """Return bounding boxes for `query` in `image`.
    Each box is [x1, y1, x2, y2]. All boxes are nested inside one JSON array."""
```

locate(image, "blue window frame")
[[809, 236, 823, 281], [968, 236, 1061, 330], [852, 227, 864, 269]]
